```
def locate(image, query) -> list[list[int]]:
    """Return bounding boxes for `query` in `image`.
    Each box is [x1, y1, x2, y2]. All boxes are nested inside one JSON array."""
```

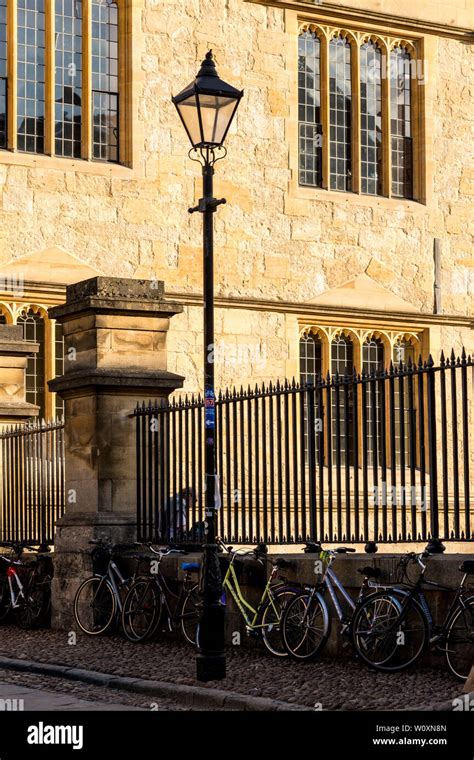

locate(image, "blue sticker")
[[205, 407, 215, 428]]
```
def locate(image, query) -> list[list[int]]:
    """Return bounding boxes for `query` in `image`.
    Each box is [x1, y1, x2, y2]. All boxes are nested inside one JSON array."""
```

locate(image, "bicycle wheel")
[[0, 576, 10, 622], [15, 573, 50, 630], [121, 579, 162, 642], [352, 590, 428, 671], [445, 596, 474, 681], [73, 576, 116, 635], [180, 583, 200, 645], [260, 586, 299, 657], [281, 590, 330, 661]]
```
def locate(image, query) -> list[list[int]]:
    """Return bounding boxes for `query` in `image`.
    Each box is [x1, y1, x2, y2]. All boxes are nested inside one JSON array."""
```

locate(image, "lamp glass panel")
[[197, 94, 238, 145], [176, 94, 202, 146]]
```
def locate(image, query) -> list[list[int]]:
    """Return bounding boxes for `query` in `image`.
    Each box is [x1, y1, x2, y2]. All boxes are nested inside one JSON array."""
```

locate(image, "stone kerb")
[[48, 276, 184, 629]]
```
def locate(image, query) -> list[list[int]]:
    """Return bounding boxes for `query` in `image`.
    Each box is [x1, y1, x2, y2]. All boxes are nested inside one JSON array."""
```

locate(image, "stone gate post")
[[48, 277, 184, 628]]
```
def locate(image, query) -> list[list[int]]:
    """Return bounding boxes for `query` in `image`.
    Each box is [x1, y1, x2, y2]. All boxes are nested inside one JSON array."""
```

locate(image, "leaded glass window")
[[331, 334, 354, 465], [0, 0, 7, 148], [54, 320, 65, 416], [329, 35, 352, 192], [391, 46, 413, 199], [300, 333, 322, 458], [55, 0, 82, 158], [363, 337, 384, 466], [17, 309, 45, 418], [92, 0, 118, 162], [360, 41, 382, 196], [298, 29, 322, 188], [393, 339, 416, 466], [17, 0, 45, 153]]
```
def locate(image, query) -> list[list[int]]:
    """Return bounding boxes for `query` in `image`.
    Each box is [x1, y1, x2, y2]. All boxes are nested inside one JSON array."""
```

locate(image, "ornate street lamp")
[[172, 51, 243, 682]]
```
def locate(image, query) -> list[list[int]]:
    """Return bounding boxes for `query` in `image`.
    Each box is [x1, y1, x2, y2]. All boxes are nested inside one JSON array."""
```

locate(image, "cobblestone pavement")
[[0, 625, 462, 711], [0, 670, 187, 711]]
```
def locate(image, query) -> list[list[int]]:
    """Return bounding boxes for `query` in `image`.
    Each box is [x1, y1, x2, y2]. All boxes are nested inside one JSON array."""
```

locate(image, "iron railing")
[[135, 351, 473, 545], [0, 418, 65, 546]]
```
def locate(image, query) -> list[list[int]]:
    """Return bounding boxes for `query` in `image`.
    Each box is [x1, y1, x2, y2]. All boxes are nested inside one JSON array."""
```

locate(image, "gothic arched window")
[[360, 41, 383, 196]]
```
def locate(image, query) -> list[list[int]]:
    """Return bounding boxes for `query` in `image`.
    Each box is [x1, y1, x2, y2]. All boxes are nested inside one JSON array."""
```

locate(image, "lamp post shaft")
[[196, 158, 226, 682]]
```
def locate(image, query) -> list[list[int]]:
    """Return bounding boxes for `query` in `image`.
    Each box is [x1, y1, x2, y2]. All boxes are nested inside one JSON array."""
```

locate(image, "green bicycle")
[[217, 538, 298, 657]]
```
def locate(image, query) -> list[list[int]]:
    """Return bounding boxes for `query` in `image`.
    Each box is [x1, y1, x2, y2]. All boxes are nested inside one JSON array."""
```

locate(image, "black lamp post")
[[172, 51, 243, 682]]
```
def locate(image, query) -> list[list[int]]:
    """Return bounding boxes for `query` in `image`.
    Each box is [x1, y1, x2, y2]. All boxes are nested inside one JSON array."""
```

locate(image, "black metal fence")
[[0, 418, 65, 545], [135, 351, 473, 545]]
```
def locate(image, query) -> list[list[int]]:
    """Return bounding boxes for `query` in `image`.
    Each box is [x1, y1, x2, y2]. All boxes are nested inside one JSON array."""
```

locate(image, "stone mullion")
[[7, 0, 17, 150], [411, 49, 420, 201], [118, 0, 127, 165], [44, 0, 55, 156], [82, 0, 92, 160], [43, 313, 54, 420], [351, 38, 361, 194], [382, 43, 392, 198], [320, 32, 330, 190], [353, 336, 363, 473]]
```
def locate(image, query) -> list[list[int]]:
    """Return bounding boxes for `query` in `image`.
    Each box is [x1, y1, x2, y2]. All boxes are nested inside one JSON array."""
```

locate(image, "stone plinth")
[[0, 325, 39, 427], [48, 276, 184, 629]]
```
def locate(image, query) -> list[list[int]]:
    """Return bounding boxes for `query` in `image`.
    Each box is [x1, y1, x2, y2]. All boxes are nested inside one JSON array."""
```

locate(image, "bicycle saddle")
[[182, 562, 200, 573], [358, 566, 381, 579], [335, 547, 356, 553], [304, 542, 322, 553], [459, 560, 474, 575], [274, 558, 293, 569]]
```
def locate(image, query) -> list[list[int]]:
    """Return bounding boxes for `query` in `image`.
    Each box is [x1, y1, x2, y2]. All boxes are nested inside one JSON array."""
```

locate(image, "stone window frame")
[[0, 297, 61, 420], [0, 0, 134, 170], [288, 13, 428, 206], [298, 323, 425, 468]]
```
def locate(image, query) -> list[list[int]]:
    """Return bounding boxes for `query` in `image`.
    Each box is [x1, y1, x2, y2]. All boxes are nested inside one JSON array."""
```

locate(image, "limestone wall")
[[0, 0, 472, 394]]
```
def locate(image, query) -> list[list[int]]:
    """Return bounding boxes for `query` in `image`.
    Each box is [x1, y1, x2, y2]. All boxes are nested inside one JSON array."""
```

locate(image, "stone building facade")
[[0, 0, 472, 416]]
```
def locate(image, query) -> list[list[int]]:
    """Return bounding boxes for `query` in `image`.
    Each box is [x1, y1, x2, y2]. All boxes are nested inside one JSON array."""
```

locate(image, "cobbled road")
[[0, 625, 462, 711]]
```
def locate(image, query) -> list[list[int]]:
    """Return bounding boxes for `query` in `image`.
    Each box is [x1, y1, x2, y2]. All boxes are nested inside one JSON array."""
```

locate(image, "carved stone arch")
[[0, 302, 14, 325], [360, 33, 389, 59], [298, 22, 327, 41], [16, 303, 49, 322], [328, 28, 358, 47], [331, 326, 360, 347], [392, 331, 421, 349], [362, 329, 391, 368], [389, 39, 417, 57], [299, 324, 329, 343]]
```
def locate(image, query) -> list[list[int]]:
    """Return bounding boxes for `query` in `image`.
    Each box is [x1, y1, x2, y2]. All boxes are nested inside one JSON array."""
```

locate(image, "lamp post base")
[[196, 652, 226, 683], [196, 543, 226, 682]]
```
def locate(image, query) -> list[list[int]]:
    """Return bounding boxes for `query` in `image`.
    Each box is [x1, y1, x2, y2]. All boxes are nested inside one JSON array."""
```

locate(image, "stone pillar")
[[48, 277, 184, 629], [0, 325, 39, 428]]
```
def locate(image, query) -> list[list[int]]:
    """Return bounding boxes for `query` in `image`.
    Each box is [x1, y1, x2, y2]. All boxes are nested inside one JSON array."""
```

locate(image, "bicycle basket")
[[91, 546, 110, 575], [373, 557, 406, 585]]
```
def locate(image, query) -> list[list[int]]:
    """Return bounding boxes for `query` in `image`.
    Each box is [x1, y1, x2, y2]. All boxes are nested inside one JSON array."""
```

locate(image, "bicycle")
[[351, 551, 474, 680], [73, 539, 148, 636], [0, 541, 52, 629], [217, 538, 299, 657], [121, 546, 200, 644], [281, 541, 402, 661]]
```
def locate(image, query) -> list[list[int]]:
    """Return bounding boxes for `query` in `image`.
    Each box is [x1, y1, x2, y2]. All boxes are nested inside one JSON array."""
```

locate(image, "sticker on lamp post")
[[205, 390, 215, 429]]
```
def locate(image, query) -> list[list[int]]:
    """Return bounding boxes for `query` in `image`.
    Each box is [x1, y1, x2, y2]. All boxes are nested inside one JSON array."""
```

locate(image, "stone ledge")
[[49, 367, 185, 394], [48, 276, 184, 321]]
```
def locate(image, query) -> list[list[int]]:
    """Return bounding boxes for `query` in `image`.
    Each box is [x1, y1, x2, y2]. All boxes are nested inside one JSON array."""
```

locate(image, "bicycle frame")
[[324, 567, 357, 622], [98, 559, 129, 613], [1, 557, 28, 609], [6, 566, 26, 609], [222, 561, 280, 630]]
